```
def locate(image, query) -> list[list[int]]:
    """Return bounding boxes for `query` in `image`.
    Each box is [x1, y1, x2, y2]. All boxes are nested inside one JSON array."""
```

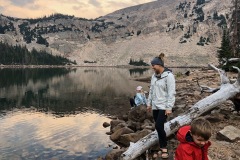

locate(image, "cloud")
[[0, 0, 156, 19], [0, 6, 3, 12], [88, 0, 101, 7], [10, 0, 36, 6], [106, 0, 153, 9], [72, 3, 87, 11], [59, 0, 79, 3], [27, 4, 41, 10], [106, 1, 134, 9]]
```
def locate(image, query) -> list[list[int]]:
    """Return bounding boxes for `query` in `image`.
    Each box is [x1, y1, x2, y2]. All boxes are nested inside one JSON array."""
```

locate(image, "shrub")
[[129, 58, 149, 66]]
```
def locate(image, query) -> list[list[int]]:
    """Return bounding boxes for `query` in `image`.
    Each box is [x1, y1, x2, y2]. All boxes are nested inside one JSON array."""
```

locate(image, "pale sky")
[[0, 0, 155, 19]]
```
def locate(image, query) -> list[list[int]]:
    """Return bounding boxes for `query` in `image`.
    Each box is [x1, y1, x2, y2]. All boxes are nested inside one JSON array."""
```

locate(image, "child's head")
[[136, 86, 143, 92], [190, 117, 212, 147]]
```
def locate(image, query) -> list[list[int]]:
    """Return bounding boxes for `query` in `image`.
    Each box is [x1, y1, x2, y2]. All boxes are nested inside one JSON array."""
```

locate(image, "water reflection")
[[0, 67, 151, 115], [0, 67, 151, 159], [0, 111, 112, 159], [0, 68, 73, 88], [129, 68, 149, 76]]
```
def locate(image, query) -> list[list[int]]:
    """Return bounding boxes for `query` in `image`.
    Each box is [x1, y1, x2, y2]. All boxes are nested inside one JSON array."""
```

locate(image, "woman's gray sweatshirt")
[[147, 69, 176, 110]]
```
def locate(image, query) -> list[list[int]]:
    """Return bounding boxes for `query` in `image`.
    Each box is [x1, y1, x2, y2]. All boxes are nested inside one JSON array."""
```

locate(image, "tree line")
[[218, 0, 240, 71], [0, 42, 76, 65]]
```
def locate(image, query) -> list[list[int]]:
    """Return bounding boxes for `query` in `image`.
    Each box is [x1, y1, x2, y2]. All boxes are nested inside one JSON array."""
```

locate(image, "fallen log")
[[120, 64, 240, 160]]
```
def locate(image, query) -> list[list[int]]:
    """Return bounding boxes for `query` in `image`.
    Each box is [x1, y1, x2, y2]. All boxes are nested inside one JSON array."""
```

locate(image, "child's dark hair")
[[190, 117, 212, 140]]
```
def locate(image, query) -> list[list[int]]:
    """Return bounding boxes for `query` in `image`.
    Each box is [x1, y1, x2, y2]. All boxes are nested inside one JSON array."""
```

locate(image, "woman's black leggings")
[[153, 109, 167, 148]]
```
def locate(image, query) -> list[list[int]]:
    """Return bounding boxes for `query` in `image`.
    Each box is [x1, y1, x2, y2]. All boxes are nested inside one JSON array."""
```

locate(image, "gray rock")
[[126, 121, 139, 131], [110, 119, 125, 130], [111, 122, 127, 133], [119, 129, 152, 147], [103, 122, 110, 128], [106, 131, 112, 135], [105, 148, 126, 160], [110, 127, 134, 141], [216, 125, 240, 142], [128, 106, 148, 122]]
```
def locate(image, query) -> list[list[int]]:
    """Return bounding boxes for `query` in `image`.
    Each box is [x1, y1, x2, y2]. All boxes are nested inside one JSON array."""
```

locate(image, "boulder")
[[103, 122, 110, 128], [105, 148, 126, 160], [118, 129, 152, 146], [110, 119, 125, 130], [216, 125, 240, 142], [106, 131, 112, 135], [111, 122, 127, 133], [110, 127, 134, 141], [128, 105, 149, 122], [126, 121, 140, 132], [121, 114, 128, 121]]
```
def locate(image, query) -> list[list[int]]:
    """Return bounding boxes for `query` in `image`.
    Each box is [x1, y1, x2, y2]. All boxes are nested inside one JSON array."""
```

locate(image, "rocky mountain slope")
[[0, 0, 232, 66]]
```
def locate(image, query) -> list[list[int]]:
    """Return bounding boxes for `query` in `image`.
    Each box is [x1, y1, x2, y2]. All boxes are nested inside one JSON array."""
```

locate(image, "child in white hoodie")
[[134, 86, 147, 106]]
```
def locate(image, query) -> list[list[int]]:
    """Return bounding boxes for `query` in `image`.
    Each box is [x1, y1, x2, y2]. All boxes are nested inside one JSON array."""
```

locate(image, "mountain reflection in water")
[[0, 67, 151, 159]]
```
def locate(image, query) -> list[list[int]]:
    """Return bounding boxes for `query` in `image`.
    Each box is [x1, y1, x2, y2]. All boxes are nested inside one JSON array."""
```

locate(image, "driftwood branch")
[[208, 64, 230, 84], [233, 66, 240, 85], [199, 66, 240, 93], [229, 58, 240, 62], [197, 80, 220, 94], [120, 65, 240, 160], [222, 58, 240, 66]]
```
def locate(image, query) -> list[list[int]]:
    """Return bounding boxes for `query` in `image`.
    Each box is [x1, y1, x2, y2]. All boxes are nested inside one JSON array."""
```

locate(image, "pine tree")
[[196, 0, 205, 5], [229, 0, 240, 57], [218, 29, 232, 67], [0, 42, 75, 65]]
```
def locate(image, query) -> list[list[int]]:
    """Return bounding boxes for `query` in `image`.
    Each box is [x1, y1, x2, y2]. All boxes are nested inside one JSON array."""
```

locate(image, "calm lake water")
[[0, 67, 154, 160]]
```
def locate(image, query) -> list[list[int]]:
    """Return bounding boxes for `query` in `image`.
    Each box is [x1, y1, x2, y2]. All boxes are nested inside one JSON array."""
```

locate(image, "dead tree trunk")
[[120, 65, 240, 160]]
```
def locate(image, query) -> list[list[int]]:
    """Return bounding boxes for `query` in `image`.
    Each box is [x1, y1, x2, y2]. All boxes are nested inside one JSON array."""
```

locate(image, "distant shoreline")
[[0, 64, 206, 69]]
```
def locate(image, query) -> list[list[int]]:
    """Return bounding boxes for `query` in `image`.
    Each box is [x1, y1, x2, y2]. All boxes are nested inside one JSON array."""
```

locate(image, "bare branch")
[[232, 66, 240, 85], [197, 80, 220, 94], [229, 58, 240, 62], [208, 64, 230, 84], [200, 85, 220, 93]]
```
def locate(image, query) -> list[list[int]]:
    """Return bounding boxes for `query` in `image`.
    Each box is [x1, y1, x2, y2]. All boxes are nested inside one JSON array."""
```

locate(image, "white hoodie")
[[147, 69, 176, 110]]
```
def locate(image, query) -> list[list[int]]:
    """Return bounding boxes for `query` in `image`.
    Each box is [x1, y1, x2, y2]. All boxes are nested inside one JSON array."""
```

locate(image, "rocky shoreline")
[[103, 68, 240, 160]]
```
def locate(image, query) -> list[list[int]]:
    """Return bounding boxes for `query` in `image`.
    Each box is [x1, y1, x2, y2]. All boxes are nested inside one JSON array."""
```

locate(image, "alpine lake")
[[0, 67, 154, 160]]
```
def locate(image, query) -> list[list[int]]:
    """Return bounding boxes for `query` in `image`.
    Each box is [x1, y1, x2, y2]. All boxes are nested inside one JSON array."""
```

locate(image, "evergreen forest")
[[218, 0, 240, 71], [0, 42, 76, 65]]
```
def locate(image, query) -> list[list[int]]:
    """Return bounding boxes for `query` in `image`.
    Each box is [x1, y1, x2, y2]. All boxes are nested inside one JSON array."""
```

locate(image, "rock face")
[[0, 0, 232, 66]]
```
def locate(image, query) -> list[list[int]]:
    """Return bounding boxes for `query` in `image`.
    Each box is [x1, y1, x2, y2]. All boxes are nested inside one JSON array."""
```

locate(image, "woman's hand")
[[165, 110, 172, 116], [147, 106, 152, 112]]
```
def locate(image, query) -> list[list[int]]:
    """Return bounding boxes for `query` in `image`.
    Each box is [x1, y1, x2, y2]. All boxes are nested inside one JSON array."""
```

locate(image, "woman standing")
[[147, 53, 176, 159]]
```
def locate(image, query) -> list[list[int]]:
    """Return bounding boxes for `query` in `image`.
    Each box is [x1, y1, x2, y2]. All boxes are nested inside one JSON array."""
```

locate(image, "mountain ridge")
[[0, 0, 232, 67]]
